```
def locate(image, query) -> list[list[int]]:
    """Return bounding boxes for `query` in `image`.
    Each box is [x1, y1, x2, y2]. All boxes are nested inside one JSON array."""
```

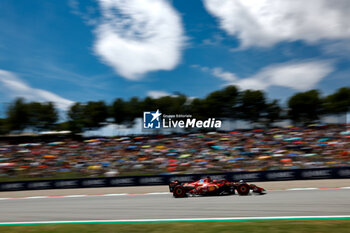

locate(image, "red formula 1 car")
[[169, 177, 266, 198]]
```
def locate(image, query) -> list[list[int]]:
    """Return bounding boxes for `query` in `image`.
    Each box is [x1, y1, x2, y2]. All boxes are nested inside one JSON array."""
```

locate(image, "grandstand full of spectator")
[[0, 125, 349, 181]]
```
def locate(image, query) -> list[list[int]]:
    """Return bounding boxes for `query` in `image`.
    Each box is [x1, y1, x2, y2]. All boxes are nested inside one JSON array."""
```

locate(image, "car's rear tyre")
[[173, 186, 187, 198], [237, 184, 250, 195]]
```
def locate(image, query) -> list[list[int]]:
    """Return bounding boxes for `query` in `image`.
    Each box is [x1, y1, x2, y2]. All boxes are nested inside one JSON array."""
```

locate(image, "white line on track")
[[25, 196, 48, 199], [103, 193, 127, 196], [1, 215, 350, 225], [63, 195, 86, 198], [287, 188, 318, 191]]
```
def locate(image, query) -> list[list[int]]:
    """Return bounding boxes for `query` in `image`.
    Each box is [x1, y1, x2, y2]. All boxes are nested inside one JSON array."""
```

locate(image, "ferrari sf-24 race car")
[[169, 177, 266, 198]]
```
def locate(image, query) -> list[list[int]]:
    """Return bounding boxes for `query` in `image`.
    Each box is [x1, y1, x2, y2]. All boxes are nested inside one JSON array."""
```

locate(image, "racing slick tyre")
[[237, 184, 250, 195], [173, 186, 187, 198]]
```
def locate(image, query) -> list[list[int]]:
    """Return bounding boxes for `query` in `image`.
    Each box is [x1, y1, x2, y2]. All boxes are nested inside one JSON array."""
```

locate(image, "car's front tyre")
[[173, 186, 187, 198], [237, 184, 250, 195]]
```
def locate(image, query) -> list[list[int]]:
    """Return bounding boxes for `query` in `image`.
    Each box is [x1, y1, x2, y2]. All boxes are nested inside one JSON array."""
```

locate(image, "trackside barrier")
[[0, 167, 350, 191]]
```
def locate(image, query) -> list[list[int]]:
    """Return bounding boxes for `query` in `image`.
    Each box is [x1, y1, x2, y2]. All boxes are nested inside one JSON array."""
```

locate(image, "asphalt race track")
[[0, 189, 349, 222]]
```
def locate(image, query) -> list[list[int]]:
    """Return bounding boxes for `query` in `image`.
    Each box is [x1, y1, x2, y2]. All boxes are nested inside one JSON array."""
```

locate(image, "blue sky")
[[0, 0, 349, 113]]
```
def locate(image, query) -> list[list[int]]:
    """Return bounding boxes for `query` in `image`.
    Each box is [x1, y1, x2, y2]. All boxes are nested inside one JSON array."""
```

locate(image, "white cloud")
[[68, 0, 98, 26], [196, 61, 334, 91], [93, 0, 185, 80], [0, 70, 74, 110], [211, 67, 238, 82], [147, 90, 171, 99], [203, 0, 350, 48]]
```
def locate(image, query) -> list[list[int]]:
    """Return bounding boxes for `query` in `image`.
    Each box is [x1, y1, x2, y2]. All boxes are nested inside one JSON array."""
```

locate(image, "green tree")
[[324, 87, 350, 115], [55, 121, 70, 131], [6, 98, 29, 132], [67, 103, 86, 133], [203, 85, 239, 119], [153, 96, 173, 114], [169, 94, 187, 114], [288, 90, 323, 125], [140, 97, 156, 113], [189, 98, 207, 120], [0, 118, 10, 135], [27, 102, 58, 131], [263, 99, 282, 127], [126, 97, 141, 122], [238, 90, 266, 123], [84, 101, 108, 130], [111, 98, 128, 124], [153, 95, 188, 114], [112, 97, 140, 127]]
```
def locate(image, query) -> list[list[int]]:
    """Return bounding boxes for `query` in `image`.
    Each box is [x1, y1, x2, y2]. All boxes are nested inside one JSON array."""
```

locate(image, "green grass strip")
[[1, 216, 350, 226], [1, 220, 350, 233]]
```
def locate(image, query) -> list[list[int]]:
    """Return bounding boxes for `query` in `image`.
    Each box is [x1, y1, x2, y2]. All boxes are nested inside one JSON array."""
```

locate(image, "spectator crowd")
[[0, 125, 349, 181]]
